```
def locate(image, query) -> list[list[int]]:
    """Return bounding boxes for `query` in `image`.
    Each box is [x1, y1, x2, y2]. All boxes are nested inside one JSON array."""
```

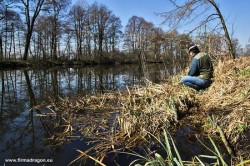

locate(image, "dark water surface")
[[1, 63, 182, 166], [0, 63, 232, 166]]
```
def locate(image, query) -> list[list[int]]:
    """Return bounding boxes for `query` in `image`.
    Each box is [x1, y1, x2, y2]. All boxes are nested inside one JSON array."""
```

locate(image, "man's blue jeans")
[[181, 76, 211, 90]]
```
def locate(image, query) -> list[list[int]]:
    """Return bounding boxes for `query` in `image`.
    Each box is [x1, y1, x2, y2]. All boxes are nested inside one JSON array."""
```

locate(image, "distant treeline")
[[0, 0, 249, 65]]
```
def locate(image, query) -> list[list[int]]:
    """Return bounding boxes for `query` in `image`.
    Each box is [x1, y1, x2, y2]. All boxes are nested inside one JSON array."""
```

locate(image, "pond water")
[[0, 63, 182, 166], [1, 62, 230, 166]]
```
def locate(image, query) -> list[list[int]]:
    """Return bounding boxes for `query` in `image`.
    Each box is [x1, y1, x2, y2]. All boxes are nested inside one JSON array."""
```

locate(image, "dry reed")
[[41, 56, 250, 163], [195, 57, 250, 158]]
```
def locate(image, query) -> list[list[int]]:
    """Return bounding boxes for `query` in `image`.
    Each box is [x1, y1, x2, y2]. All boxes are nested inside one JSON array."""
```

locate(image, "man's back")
[[193, 52, 213, 80]]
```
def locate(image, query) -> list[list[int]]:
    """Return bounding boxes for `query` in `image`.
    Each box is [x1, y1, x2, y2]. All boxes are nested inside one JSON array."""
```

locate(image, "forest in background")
[[0, 0, 250, 66]]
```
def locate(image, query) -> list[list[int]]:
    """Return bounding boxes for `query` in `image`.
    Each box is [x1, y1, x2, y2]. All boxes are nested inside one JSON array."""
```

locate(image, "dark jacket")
[[188, 52, 213, 80]]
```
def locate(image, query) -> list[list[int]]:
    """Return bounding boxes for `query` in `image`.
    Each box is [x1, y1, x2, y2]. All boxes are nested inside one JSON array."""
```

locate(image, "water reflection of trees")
[[0, 63, 181, 163], [1, 71, 4, 121], [0, 63, 180, 120]]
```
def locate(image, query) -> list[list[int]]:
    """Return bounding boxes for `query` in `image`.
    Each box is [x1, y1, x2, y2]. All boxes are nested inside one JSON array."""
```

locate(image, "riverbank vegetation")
[[41, 56, 250, 165]]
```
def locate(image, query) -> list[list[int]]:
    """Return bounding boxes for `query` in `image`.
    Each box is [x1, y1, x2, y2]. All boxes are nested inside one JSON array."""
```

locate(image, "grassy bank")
[[42, 56, 250, 165]]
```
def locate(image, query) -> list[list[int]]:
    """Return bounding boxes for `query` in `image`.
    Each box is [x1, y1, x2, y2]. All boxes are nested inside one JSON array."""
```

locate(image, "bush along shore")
[[0, 55, 166, 70], [0, 59, 105, 70], [41, 56, 250, 165]]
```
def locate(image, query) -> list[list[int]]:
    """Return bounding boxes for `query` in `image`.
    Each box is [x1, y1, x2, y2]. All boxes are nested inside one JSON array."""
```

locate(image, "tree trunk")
[[208, 0, 235, 59], [1, 71, 4, 121], [52, 18, 57, 60], [98, 30, 103, 62], [13, 27, 16, 60], [18, 29, 22, 58], [112, 35, 115, 53], [23, 30, 32, 60], [24, 70, 37, 106], [0, 35, 3, 60], [22, 0, 46, 61], [8, 25, 13, 59]]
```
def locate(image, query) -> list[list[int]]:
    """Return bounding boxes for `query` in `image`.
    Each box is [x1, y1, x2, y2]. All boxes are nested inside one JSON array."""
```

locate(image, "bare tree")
[[124, 16, 184, 63], [69, 4, 86, 60], [105, 14, 122, 55], [95, 4, 111, 61], [88, 3, 115, 61], [0, 32, 2, 60], [84, 7, 93, 57], [231, 38, 241, 57], [0, 0, 16, 60], [18, 0, 46, 60], [46, 0, 71, 60], [124, 16, 146, 53], [160, 0, 235, 59], [149, 27, 165, 60], [244, 38, 250, 56], [35, 15, 54, 60]]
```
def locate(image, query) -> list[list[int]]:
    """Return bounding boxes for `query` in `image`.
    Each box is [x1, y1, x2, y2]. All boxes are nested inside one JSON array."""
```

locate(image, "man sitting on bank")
[[181, 44, 213, 92]]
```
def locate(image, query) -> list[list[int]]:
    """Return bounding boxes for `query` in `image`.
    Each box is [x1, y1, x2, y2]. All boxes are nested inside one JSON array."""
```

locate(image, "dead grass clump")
[[41, 56, 250, 163], [196, 57, 250, 157], [41, 94, 120, 150], [41, 79, 195, 160]]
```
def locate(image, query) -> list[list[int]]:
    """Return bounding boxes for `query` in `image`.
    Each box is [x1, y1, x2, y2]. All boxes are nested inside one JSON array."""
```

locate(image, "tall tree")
[[244, 38, 250, 56], [208, 0, 234, 59], [69, 4, 86, 60], [18, 0, 46, 60], [84, 7, 93, 57], [0, 0, 16, 60], [150, 27, 165, 60], [160, 0, 235, 59], [46, 0, 70, 60], [0, 32, 2, 60], [89, 3, 98, 57], [124, 16, 146, 53], [124, 16, 156, 61], [104, 14, 122, 54], [95, 4, 111, 61], [34, 15, 51, 59]]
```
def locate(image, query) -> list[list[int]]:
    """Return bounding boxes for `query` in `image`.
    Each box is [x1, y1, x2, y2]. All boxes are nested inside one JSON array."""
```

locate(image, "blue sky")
[[73, 0, 250, 47]]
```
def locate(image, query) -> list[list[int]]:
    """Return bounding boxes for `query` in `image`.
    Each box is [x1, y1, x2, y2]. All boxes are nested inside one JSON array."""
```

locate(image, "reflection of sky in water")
[[0, 63, 182, 165]]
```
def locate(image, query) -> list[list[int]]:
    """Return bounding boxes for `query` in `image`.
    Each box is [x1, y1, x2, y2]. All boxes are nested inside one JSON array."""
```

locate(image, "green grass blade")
[[155, 153, 166, 166], [173, 158, 182, 166], [208, 136, 227, 166], [236, 160, 250, 166], [130, 159, 144, 166], [145, 160, 159, 166], [196, 135, 217, 156], [134, 164, 143, 166], [194, 156, 206, 166], [199, 155, 218, 159], [117, 150, 149, 161], [163, 130, 173, 163], [168, 131, 183, 166], [147, 130, 169, 155]]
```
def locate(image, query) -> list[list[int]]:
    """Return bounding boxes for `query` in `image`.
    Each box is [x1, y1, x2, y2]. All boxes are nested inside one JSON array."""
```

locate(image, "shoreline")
[[41, 56, 250, 165]]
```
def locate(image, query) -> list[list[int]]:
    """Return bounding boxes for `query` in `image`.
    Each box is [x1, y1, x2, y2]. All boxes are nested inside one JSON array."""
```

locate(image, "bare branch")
[[188, 14, 219, 34], [160, 0, 235, 59]]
